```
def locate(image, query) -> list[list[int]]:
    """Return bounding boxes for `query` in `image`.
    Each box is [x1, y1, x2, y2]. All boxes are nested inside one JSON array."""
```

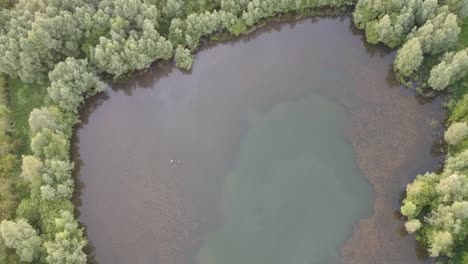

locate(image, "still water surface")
[[74, 16, 443, 264]]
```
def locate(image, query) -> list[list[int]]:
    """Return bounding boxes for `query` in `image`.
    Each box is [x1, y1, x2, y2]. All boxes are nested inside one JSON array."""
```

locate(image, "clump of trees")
[[2, 69, 88, 262], [354, 0, 468, 90], [400, 108, 468, 262], [428, 49, 468, 90], [48, 58, 105, 112], [394, 8, 461, 79], [0, 1, 93, 83], [0, 219, 42, 262], [44, 211, 87, 264], [353, 0, 468, 261], [401, 168, 468, 258]]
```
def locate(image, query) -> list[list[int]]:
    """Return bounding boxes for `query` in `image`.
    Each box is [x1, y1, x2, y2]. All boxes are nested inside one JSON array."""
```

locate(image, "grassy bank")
[[8, 79, 48, 154]]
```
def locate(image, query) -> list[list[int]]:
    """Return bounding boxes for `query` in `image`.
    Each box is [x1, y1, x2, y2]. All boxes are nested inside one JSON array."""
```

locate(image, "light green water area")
[[75, 16, 442, 264], [195, 94, 370, 264]]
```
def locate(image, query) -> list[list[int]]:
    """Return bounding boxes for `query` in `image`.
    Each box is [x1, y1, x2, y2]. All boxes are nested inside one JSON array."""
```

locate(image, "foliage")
[[175, 45, 194, 70], [429, 49, 468, 90], [394, 38, 424, 77], [48, 58, 105, 112], [353, 0, 440, 48], [410, 8, 460, 55], [8, 78, 48, 153], [401, 171, 468, 257], [31, 129, 69, 161], [351, 1, 468, 258], [29, 107, 68, 135], [446, 149, 468, 173], [92, 21, 173, 78], [445, 0, 468, 18], [405, 219, 422, 233], [0, 0, 93, 83], [0, 219, 42, 262], [445, 122, 468, 145], [44, 211, 86, 264]]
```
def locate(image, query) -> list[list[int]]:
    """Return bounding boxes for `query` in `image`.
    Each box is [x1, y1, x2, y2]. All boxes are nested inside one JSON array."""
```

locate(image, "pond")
[[74, 16, 444, 264]]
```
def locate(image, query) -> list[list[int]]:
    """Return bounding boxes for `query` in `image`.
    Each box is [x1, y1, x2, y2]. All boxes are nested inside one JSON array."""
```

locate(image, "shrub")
[[0, 219, 42, 262], [405, 219, 422, 233], [445, 122, 468, 145], [175, 45, 194, 70]]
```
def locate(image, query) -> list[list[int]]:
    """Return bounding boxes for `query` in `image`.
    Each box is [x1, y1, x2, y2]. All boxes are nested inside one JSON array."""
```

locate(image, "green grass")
[[459, 17, 468, 47], [8, 78, 48, 154], [446, 17, 468, 124]]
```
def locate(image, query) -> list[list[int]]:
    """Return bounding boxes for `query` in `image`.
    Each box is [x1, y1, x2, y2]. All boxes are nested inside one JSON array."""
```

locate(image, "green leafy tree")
[[353, 0, 400, 29], [402, 172, 440, 216], [31, 129, 69, 160], [428, 49, 468, 90], [416, 0, 439, 25], [428, 61, 454, 90], [0, 1, 94, 83], [405, 219, 422, 233], [93, 20, 173, 77], [429, 230, 454, 257], [402, 170, 468, 258], [221, 0, 250, 15], [48, 58, 105, 112], [0, 219, 42, 262], [29, 107, 67, 135], [445, 122, 468, 145], [394, 38, 424, 77], [412, 8, 460, 55], [163, 0, 184, 19], [444, 0, 468, 18], [446, 150, 468, 172], [175, 45, 194, 70], [354, 0, 440, 48], [40, 160, 74, 201], [21, 155, 43, 182], [44, 211, 86, 264]]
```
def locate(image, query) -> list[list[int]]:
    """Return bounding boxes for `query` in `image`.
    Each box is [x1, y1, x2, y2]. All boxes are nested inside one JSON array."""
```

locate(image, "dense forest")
[[0, 0, 465, 263]]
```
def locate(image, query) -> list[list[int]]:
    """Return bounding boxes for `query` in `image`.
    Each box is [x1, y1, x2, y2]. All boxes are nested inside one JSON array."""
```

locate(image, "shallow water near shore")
[[74, 16, 444, 264]]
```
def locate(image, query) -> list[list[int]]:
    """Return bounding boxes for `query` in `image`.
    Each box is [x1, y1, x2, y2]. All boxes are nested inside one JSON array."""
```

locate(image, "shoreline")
[[74, 16, 447, 263], [341, 63, 445, 264]]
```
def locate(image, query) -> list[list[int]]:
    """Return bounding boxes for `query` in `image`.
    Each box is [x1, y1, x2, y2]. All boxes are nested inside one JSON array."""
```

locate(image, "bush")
[[175, 45, 194, 70], [48, 58, 105, 113], [405, 219, 422, 233], [445, 122, 468, 145], [0, 219, 42, 262], [30, 129, 69, 161], [28, 107, 66, 135]]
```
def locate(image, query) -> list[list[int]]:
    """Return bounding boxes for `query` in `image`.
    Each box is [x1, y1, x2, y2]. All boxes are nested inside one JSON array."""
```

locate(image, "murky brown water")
[[341, 50, 444, 264], [74, 16, 444, 264]]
